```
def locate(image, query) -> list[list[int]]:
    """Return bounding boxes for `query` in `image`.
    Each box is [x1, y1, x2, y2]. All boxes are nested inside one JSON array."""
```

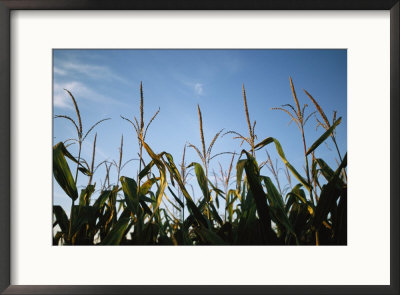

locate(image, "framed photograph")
[[1, 1, 399, 294]]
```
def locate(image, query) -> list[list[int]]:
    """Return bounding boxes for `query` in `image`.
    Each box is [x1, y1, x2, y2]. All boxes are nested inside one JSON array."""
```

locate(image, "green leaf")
[[195, 227, 227, 245], [139, 177, 158, 196], [254, 137, 312, 191], [163, 153, 208, 228], [225, 190, 238, 223], [53, 142, 78, 201], [286, 184, 305, 202], [93, 190, 112, 211], [306, 117, 342, 155], [78, 185, 95, 207], [263, 176, 285, 209], [209, 202, 223, 225], [164, 194, 182, 212], [225, 189, 239, 209], [188, 162, 210, 202], [335, 189, 347, 245], [262, 176, 298, 244], [236, 159, 247, 193], [313, 153, 347, 231], [101, 209, 131, 245], [70, 205, 95, 238], [139, 200, 153, 216], [78, 167, 92, 176], [139, 160, 154, 180], [316, 158, 334, 179], [53, 206, 69, 233], [167, 187, 184, 208], [208, 180, 225, 199], [120, 176, 139, 215], [315, 158, 345, 190], [141, 141, 168, 221], [58, 142, 91, 175], [242, 150, 276, 244], [139, 195, 154, 203]]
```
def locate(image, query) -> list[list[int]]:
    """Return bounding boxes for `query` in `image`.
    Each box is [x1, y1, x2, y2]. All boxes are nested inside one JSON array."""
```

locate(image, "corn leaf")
[[141, 141, 168, 221], [93, 190, 112, 211], [163, 153, 208, 228], [242, 150, 276, 244], [53, 142, 78, 201], [209, 202, 223, 225], [262, 176, 298, 244], [78, 185, 95, 207], [139, 177, 158, 196], [58, 141, 91, 175], [167, 187, 184, 208], [70, 205, 95, 238], [316, 158, 335, 181], [235, 159, 247, 194], [53, 206, 69, 233], [139, 160, 154, 180], [196, 227, 227, 245], [120, 176, 139, 215], [101, 209, 131, 245], [188, 162, 210, 202], [306, 117, 342, 155], [313, 153, 347, 230], [255, 137, 311, 191]]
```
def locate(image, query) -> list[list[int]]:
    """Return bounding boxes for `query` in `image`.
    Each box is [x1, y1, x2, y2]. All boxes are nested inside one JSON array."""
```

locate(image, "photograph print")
[[53, 49, 347, 246]]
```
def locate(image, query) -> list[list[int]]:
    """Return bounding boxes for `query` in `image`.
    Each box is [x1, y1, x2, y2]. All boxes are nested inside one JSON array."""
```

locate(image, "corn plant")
[[121, 82, 160, 187], [224, 85, 257, 157]]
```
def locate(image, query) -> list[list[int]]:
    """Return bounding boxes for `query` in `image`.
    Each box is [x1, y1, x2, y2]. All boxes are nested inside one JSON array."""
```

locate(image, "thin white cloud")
[[53, 67, 67, 76], [53, 81, 127, 109], [177, 78, 205, 97], [54, 84, 74, 109], [194, 83, 204, 95], [55, 60, 129, 84]]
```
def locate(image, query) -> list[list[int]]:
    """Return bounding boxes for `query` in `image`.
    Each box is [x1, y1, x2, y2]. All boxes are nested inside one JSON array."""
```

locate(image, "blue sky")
[[53, 49, 347, 216]]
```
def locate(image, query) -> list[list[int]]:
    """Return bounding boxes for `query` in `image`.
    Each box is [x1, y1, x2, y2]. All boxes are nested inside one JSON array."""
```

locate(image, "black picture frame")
[[0, 1, 398, 294]]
